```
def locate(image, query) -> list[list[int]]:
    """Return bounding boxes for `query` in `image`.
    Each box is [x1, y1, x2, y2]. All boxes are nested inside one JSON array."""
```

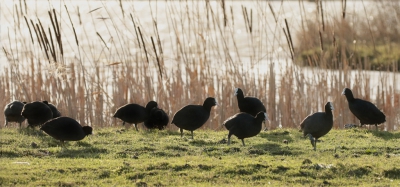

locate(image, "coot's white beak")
[[264, 112, 269, 121], [329, 102, 334, 110]]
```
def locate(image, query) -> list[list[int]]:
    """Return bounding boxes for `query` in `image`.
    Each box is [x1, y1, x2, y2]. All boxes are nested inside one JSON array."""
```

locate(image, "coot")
[[4, 101, 26, 128], [234, 88, 266, 116], [113, 101, 158, 131], [21, 101, 53, 128], [224, 111, 268, 146], [299, 102, 334, 151], [43, 101, 61, 118], [171, 97, 217, 139], [234, 88, 267, 130], [144, 107, 169, 130], [41, 117, 92, 147], [342, 88, 386, 130]]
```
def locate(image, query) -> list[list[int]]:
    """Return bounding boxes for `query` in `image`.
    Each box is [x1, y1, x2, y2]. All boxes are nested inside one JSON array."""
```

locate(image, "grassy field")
[[1, 1, 400, 185], [1, 127, 400, 186]]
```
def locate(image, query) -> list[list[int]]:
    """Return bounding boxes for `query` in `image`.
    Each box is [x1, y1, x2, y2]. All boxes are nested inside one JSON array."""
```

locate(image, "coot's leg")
[[134, 123, 139, 131], [227, 133, 232, 145], [307, 134, 316, 151]]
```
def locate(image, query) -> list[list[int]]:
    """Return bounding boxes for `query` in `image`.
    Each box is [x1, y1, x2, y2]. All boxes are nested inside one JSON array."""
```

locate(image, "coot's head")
[[146, 101, 158, 109], [342, 88, 352, 96], [82, 126, 93, 136], [342, 88, 355, 101], [256, 112, 269, 123], [263, 112, 269, 121], [21, 101, 50, 117], [203, 97, 218, 107], [234, 88, 243, 96], [325, 102, 334, 111]]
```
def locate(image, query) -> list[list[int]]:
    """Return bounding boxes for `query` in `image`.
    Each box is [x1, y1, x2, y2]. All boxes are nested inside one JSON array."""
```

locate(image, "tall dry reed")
[[0, 1, 399, 131]]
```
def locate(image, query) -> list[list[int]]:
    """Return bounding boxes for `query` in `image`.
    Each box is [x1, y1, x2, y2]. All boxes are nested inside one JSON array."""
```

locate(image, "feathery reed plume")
[[88, 7, 102, 14], [221, 0, 227, 27], [242, 6, 252, 33], [24, 16, 34, 44], [119, 0, 124, 17], [318, 0, 325, 31], [49, 9, 63, 58], [268, 3, 277, 23], [138, 27, 149, 64], [319, 30, 324, 52], [283, 28, 292, 60], [230, 6, 234, 26], [97, 32, 109, 50], [284, 19, 294, 60], [361, 0, 376, 52], [65, 5, 79, 46], [342, 0, 347, 19], [130, 14, 141, 49], [151, 36, 163, 79]]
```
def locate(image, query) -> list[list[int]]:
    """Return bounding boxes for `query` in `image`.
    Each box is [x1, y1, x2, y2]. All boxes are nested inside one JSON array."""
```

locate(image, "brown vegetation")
[[1, 1, 399, 130]]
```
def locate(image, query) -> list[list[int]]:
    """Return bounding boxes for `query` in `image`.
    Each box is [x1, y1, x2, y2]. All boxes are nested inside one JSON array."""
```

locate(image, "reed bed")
[[1, 0, 399, 131]]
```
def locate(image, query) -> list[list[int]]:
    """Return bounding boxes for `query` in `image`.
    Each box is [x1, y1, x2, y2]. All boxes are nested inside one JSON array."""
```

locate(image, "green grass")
[[1, 127, 400, 186], [296, 43, 400, 71]]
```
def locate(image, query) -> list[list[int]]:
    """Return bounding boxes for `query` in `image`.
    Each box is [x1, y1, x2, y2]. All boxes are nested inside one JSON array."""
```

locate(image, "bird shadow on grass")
[[36, 137, 107, 158], [0, 150, 20, 158], [259, 129, 293, 138], [258, 130, 295, 144], [144, 129, 182, 136], [370, 130, 400, 140], [56, 146, 108, 158], [252, 142, 305, 156], [1, 141, 106, 158], [18, 128, 47, 137], [188, 139, 221, 146]]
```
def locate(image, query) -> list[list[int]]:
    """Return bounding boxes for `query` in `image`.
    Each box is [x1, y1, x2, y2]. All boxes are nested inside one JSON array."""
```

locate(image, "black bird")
[[342, 88, 386, 130], [299, 102, 334, 151], [223, 111, 268, 146], [144, 106, 169, 130], [4, 101, 26, 128], [113, 101, 158, 131], [21, 101, 53, 128], [171, 97, 217, 139], [43, 101, 61, 118], [234, 88, 267, 130], [41, 117, 92, 147]]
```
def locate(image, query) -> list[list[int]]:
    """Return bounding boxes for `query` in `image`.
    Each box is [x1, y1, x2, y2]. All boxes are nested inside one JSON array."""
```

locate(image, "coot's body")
[[113, 101, 158, 131], [300, 102, 334, 151], [21, 101, 53, 128], [234, 88, 266, 117], [224, 111, 268, 146], [342, 88, 385, 130], [4, 101, 26, 127], [43, 101, 61, 118], [144, 107, 169, 130], [171, 97, 217, 139], [41, 117, 92, 146], [234, 88, 267, 131]]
